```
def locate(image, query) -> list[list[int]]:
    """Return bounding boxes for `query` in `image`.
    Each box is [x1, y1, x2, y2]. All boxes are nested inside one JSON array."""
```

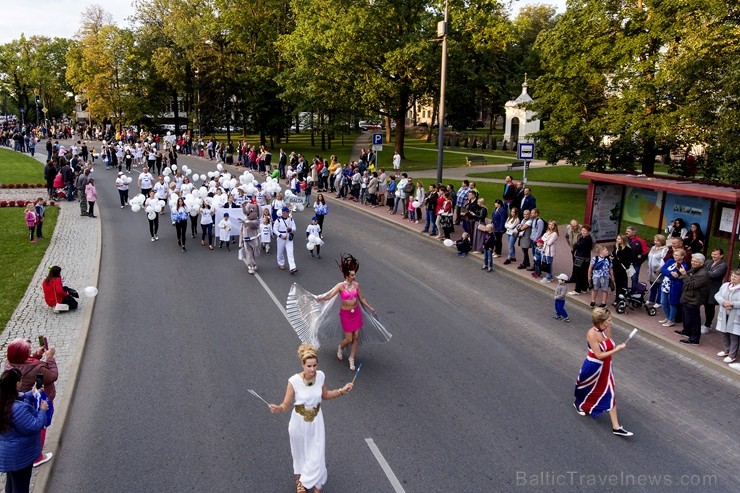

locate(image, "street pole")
[[436, 0, 449, 184]]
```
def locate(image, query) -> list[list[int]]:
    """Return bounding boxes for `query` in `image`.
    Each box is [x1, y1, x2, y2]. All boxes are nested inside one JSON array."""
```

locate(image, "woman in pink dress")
[[315, 254, 376, 371]]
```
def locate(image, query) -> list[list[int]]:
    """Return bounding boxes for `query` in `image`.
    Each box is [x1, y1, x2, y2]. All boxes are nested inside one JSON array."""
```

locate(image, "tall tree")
[[531, 0, 717, 174], [279, 0, 438, 156]]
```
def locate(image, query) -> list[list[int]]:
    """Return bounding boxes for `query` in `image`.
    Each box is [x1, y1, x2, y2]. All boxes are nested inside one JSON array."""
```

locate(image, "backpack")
[[403, 181, 414, 195]]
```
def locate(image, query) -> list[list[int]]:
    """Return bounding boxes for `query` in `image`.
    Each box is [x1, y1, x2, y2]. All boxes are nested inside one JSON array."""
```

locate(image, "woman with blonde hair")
[[269, 344, 353, 493], [573, 308, 633, 437]]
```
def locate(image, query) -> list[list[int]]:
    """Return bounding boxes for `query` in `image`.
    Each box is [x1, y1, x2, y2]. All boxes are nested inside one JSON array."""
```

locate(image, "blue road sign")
[[517, 142, 535, 160], [372, 133, 383, 145]]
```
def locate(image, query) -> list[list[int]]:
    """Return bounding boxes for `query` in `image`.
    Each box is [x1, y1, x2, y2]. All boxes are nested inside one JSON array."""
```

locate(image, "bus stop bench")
[[506, 160, 527, 171], [465, 155, 487, 166]]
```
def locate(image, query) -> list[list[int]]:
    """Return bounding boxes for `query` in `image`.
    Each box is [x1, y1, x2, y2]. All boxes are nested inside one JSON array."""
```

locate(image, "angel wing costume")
[[286, 283, 391, 348]]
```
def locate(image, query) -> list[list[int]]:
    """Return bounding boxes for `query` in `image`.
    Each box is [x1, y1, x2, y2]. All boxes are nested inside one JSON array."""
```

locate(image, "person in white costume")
[[273, 206, 298, 273], [269, 343, 353, 493]]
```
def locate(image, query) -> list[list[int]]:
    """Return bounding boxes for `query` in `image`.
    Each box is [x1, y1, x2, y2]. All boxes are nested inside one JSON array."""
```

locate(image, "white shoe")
[[717, 351, 728, 357], [151, 237, 155, 242], [729, 362, 740, 371], [700, 325, 711, 334], [724, 356, 736, 363], [33, 452, 53, 467]]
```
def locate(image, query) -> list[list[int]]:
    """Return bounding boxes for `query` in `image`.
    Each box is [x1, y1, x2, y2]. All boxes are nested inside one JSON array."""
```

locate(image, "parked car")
[[358, 120, 382, 131]]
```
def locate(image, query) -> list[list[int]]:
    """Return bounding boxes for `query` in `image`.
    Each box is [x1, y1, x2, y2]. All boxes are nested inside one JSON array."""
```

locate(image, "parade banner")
[[215, 208, 244, 236]]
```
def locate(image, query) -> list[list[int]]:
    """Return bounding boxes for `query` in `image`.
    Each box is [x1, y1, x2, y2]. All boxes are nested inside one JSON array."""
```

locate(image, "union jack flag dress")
[[573, 337, 615, 418]]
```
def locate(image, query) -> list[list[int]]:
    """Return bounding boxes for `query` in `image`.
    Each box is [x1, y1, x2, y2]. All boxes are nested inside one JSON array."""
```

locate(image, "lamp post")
[[436, 0, 449, 184]]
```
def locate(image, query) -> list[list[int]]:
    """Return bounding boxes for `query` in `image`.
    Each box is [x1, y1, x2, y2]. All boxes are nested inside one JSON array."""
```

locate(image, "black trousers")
[[5, 463, 33, 493], [175, 221, 187, 245], [148, 216, 159, 238], [682, 303, 702, 342]]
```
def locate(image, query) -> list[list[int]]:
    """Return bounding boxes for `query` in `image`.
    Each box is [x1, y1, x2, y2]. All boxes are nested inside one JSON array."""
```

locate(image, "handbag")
[[625, 264, 636, 277], [574, 256, 588, 267]]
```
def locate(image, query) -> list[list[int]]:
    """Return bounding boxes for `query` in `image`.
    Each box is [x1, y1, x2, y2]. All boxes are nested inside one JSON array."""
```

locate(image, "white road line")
[[365, 438, 406, 493], [254, 272, 289, 320]]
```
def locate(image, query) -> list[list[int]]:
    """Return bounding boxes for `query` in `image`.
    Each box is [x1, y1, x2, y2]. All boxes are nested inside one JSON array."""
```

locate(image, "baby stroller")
[[615, 279, 658, 316]]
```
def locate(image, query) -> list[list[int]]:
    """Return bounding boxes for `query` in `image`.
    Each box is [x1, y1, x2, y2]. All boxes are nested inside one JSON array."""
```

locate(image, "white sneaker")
[[151, 237, 155, 242], [717, 351, 728, 357], [724, 356, 736, 363], [729, 362, 740, 371], [33, 452, 53, 467], [700, 325, 711, 334]]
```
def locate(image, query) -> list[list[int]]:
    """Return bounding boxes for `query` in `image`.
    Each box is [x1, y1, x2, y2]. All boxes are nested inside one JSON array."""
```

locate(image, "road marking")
[[365, 438, 406, 493], [254, 272, 289, 320]]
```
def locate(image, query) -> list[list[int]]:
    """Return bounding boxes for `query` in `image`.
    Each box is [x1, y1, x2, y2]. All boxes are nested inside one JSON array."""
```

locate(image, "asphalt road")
[[46, 159, 740, 492]]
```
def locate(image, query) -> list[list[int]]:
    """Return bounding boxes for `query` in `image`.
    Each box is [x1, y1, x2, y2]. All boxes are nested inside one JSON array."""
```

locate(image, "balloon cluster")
[[306, 234, 324, 250]]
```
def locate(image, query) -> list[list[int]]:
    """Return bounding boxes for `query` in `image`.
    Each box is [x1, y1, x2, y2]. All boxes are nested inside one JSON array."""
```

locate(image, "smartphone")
[[38, 336, 48, 350], [35, 373, 44, 390], [43, 337, 48, 350], [38, 335, 45, 348]]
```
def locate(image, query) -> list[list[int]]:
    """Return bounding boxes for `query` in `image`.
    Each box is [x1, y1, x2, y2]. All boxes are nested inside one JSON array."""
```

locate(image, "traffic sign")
[[42, 107, 48, 114], [372, 144, 383, 152], [372, 133, 383, 145], [517, 142, 535, 160]]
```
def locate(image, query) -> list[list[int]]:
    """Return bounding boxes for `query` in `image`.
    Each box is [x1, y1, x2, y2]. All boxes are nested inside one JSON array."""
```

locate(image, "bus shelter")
[[580, 172, 740, 268]]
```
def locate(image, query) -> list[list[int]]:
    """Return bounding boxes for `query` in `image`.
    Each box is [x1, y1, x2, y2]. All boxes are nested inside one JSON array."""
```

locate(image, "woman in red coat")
[[41, 266, 78, 310]]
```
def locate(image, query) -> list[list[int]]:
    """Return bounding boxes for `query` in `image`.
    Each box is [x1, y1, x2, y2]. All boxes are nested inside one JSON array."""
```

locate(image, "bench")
[[465, 155, 487, 166], [506, 160, 527, 171]]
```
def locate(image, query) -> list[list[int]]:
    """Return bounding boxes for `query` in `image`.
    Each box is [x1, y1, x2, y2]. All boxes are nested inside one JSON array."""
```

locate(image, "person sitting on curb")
[[41, 266, 78, 311]]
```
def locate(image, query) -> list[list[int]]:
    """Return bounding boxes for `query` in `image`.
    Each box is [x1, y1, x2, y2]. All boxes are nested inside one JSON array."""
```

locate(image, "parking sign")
[[372, 133, 383, 145]]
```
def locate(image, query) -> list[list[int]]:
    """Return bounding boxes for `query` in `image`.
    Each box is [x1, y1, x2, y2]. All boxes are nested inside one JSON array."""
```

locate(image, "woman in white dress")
[[269, 344, 353, 493]]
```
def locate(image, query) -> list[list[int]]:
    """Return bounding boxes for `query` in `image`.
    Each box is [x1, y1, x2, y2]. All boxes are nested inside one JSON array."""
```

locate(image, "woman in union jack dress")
[[573, 308, 634, 437]]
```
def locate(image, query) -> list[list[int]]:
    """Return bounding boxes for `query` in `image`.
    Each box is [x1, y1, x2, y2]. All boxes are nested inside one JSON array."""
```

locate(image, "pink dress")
[[339, 286, 363, 332]]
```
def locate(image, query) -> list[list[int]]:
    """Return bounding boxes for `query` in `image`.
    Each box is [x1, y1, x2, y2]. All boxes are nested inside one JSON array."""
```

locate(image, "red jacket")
[[42, 277, 66, 307]]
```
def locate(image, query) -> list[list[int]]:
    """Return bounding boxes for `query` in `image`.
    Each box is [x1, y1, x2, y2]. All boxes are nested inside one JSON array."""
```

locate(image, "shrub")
[[0, 201, 6, 207], [7, 201, 15, 207]]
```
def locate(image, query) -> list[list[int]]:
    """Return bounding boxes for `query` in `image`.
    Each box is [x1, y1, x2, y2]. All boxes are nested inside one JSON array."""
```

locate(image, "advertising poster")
[[663, 194, 711, 236], [590, 184, 623, 241], [719, 207, 740, 237], [622, 186, 663, 229]]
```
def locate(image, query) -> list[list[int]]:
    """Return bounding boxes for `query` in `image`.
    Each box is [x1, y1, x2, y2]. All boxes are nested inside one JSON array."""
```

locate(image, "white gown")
[[288, 371, 327, 490]]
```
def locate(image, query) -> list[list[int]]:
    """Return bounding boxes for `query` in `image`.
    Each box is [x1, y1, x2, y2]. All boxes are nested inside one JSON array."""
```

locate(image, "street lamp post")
[[436, 0, 449, 184]]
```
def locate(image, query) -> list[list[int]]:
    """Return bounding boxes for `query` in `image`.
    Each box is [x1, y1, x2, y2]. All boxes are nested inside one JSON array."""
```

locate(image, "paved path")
[[0, 148, 100, 491]]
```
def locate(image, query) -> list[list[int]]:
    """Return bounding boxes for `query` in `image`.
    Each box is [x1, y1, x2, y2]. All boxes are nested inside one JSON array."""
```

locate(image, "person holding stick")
[[573, 307, 634, 437], [315, 254, 376, 371], [268, 343, 353, 493]]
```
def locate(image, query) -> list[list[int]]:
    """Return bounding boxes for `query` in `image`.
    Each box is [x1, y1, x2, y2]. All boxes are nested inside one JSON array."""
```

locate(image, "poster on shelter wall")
[[622, 186, 663, 229], [590, 184, 623, 242], [718, 207, 740, 237], [663, 194, 710, 237]]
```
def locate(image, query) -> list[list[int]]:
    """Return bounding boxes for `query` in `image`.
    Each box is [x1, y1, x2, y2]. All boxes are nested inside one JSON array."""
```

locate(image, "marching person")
[[315, 254, 376, 371], [573, 308, 633, 437], [268, 343, 353, 493], [273, 207, 298, 274], [115, 172, 129, 209]]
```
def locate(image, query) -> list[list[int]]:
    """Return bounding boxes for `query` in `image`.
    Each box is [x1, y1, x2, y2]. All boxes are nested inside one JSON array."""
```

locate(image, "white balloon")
[[217, 164, 224, 171], [158, 200, 166, 208], [295, 203, 305, 211], [148, 211, 156, 220], [125, 177, 133, 184], [83, 286, 98, 297], [171, 164, 177, 171], [412, 200, 420, 208], [164, 176, 171, 183], [154, 205, 162, 213], [131, 204, 141, 212], [199, 186, 208, 195], [443, 239, 454, 247], [145, 206, 154, 213], [163, 168, 171, 176], [308, 234, 318, 244], [192, 174, 199, 182], [306, 242, 313, 250], [245, 184, 256, 196], [229, 178, 237, 189], [185, 169, 192, 176]]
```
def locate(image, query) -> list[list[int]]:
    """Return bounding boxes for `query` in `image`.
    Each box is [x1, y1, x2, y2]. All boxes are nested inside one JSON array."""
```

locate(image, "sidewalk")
[[0, 147, 101, 491]]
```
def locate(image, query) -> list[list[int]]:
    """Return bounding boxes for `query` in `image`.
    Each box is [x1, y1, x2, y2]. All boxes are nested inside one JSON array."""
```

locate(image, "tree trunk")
[[394, 86, 410, 159], [640, 138, 656, 175], [172, 90, 181, 135]]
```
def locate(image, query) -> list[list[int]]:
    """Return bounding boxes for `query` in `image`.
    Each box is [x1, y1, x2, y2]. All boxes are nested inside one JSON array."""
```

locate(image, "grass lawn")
[[468, 165, 591, 184], [0, 148, 46, 185], [473, 182, 587, 226], [0, 206, 59, 332]]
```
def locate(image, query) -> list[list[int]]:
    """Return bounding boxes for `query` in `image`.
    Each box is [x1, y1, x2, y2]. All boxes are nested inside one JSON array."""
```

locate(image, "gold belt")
[[294, 404, 321, 422]]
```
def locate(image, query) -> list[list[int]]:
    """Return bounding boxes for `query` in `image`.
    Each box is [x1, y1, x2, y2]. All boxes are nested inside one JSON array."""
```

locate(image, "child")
[[218, 212, 232, 251], [588, 245, 614, 308], [34, 198, 45, 240], [554, 273, 570, 322], [259, 215, 272, 254], [25, 203, 38, 243], [407, 198, 416, 222], [306, 216, 322, 259], [85, 178, 97, 217], [482, 224, 495, 272], [532, 238, 544, 279], [456, 232, 471, 257]]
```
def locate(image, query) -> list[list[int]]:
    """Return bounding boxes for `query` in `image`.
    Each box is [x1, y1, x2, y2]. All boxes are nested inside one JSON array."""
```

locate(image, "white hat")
[[557, 273, 569, 281]]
